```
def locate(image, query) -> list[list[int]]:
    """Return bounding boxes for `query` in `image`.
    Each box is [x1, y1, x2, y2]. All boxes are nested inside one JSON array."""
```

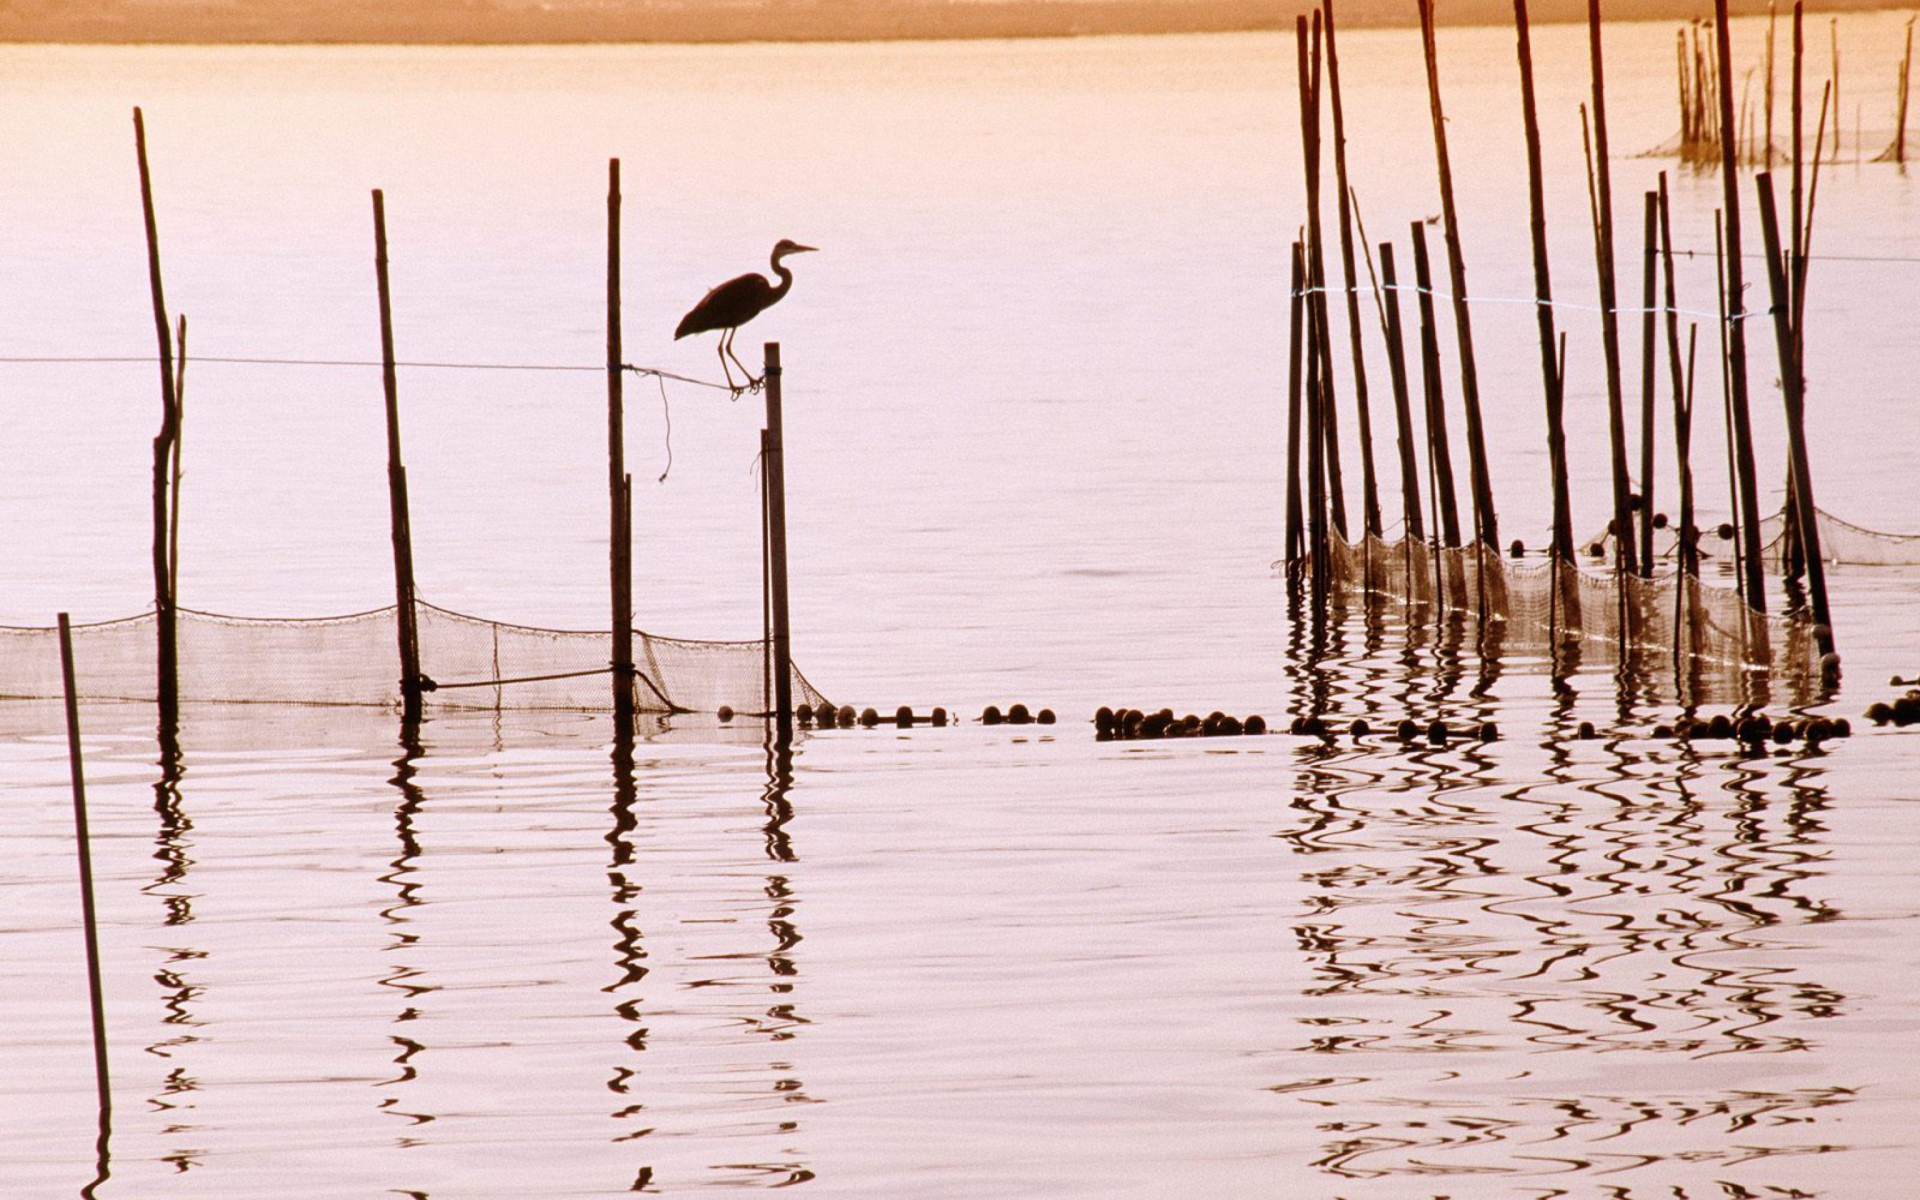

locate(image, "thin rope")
[[655, 372, 674, 483], [0, 354, 735, 391], [429, 666, 613, 690]]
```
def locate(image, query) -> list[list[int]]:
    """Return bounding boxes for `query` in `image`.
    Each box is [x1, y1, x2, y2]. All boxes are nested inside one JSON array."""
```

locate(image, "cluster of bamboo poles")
[[1281, 0, 1836, 676], [124, 115, 801, 740], [1676, 8, 1915, 168]]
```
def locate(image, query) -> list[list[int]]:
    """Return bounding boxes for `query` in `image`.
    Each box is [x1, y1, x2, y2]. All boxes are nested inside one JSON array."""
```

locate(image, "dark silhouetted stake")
[[59, 614, 112, 1171], [1755, 173, 1834, 657], [1416, 0, 1497, 553], [1295, 13, 1347, 541], [1377, 242, 1423, 546], [764, 344, 794, 739], [675, 240, 815, 391], [1714, 0, 1769, 614], [372, 190, 424, 724], [607, 160, 635, 732], [1321, 0, 1381, 540], [1284, 241, 1306, 570], [169, 315, 186, 603], [1638, 190, 1660, 578], [134, 108, 179, 731], [1409, 224, 1460, 555], [1513, 0, 1576, 586], [1584, 0, 1639, 579], [1657, 177, 1696, 580]]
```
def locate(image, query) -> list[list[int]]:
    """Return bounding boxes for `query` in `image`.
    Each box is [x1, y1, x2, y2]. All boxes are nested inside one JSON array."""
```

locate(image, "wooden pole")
[[1714, 212, 1747, 607], [133, 108, 179, 729], [168, 315, 185, 605], [58, 614, 112, 1142], [1379, 242, 1424, 545], [1295, 13, 1348, 541], [763, 343, 793, 738], [1714, 0, 1771, 613], [1285, 240, 1306, 569], [1514, 0, 1577, 571], [1755, 173, 1834, 654], [1410, 223, 1461, 553], [1792, 1, 1804, 289], [607, 159, 635, 730], [1766, 0, 1778, 166], [1895, 18, 1914, 164], [1637, 190, 1659, 577], [1585, 1, 1640, 577], [1306, 297, 1331, 607], [761, 427, 773, 719], [1417, 0, 1498, 553], [1322, 0, 1381, 540], [372, 190, 423, 724], [1658, 175, 1697, 578]]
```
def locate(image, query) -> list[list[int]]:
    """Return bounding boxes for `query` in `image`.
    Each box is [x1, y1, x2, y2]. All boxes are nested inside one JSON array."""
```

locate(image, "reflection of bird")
[[674, 239, 816, 391]]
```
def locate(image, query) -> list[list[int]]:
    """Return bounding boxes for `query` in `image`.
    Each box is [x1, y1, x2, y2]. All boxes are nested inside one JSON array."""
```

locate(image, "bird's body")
[[675, 239, 815, 390]]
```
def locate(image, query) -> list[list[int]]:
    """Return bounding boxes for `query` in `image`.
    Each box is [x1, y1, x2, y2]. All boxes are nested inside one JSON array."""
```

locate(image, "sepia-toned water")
[[3, 16, 1919, 1197]]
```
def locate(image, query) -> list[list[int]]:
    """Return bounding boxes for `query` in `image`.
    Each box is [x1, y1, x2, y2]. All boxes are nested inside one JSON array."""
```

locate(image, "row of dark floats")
[[1279, 0, 1839, 676]]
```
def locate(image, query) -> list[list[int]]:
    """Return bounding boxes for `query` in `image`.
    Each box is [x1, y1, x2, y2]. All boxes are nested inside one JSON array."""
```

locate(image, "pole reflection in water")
[[143, 716, 205, 1176], [604, 723, 654, 1192], [1271, 602, 1854, 1193], [749, 726, 815, 1185], [377, 718, 438, 1146]]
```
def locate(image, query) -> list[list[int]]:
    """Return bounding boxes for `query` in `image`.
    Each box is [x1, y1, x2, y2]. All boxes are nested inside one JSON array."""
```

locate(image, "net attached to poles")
[[1306, 532, 1820, 683], [0, 599, 832, 716]]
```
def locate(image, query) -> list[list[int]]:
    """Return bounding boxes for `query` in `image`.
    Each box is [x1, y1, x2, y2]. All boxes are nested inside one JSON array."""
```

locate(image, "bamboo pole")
[[168, 315, 185, 604], [1322, 0, 1381, 540], [763, 343, 794, 737], [1285, 240, 1306, 570], [1379, 241, 1423, 546], [133, 108, 179, 729], [1714, 0, 1770, 613], [372, 190, 424, 723], [1514, 0, 1577, 573], [761, 427, 773, 719], [58, 614, 112, 1145], [1410, 222, 1461, 553], [1792, 1, 1804, 286], [1714, 212, 1747, 605], [1585, 0, 1639, 578], [606, 159, 635, 730], [1638, 190, 1659, 577], [1755, 173, 1834, 657], [1306, 294, 1331, 608], [1417, 0, 1497, 552], [1766, 0, 1778, 166], [1658, 175, 1696, 578], [1295, 13, 1348, 541]]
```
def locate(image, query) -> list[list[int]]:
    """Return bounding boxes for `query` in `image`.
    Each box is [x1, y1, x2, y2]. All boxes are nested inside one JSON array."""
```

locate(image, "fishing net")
[[1757, 507, 1920, 567], [0, 599, 831, 716], [1307, 533, 1820, 684]]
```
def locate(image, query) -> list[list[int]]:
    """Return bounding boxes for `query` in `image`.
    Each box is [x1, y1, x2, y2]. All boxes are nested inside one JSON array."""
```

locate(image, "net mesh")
[[0, 599, 832, 716], [1309, 533, 1820, 682]]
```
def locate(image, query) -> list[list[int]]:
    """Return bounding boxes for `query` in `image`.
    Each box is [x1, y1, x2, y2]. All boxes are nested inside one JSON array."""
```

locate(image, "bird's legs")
[[715, 333, 741, 394], [723, 328, 761, 392]]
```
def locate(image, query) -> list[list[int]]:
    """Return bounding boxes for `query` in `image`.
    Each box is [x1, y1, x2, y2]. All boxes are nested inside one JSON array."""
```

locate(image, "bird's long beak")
[[791, 244, 818, 254]]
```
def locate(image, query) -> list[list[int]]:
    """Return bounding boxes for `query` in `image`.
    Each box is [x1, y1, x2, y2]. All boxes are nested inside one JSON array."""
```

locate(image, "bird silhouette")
[[674, 239, 816, 391]]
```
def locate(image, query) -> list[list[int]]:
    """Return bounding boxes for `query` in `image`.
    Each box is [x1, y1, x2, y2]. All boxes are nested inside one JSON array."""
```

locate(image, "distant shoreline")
[[0, 0, 1910, 47]]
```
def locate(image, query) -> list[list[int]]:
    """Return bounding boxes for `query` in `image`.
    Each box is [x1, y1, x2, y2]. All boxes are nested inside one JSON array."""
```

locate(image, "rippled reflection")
[[141, 717, 198, 1179], [378, 719, 438, 1150], [1271, 602, 1853, 1193]]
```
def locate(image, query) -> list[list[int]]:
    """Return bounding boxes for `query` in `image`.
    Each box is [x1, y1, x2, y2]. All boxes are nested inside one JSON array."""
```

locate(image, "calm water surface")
[[2, 19, 1919, 1197]]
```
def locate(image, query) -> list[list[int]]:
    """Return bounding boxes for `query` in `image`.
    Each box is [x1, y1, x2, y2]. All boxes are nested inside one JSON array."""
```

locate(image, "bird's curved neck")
[[769, 252, 796, 300]]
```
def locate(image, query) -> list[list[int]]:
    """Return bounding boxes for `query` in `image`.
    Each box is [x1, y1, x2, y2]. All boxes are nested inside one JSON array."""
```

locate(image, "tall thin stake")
[[1585, 0, 1639, 578], [133, 108, 179, 729], [1755, 174, 1834, 655], [373, 190, 423, 724], [1715, 0, 1770, 613], [1417, 0, 1498, 552], [1323, 0, 1381, 539], [1410, 222, 1461, 554], [168, 315, 186, 604], [59, 614, 113, 1149], [1285, 241, 1307, 569], [1638, 190, 1659, 577], [1296, 13, 1348, 540], [606, 159, 635, 730], [1515, 0, 1577, 575], [1658, 176, 1696, 578], [1378, 242, 1424, 546], [763, 343, 794, 738]]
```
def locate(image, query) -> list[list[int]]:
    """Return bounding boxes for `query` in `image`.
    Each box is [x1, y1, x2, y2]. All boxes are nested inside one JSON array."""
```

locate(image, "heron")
[[674, 239, 816, 391]]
